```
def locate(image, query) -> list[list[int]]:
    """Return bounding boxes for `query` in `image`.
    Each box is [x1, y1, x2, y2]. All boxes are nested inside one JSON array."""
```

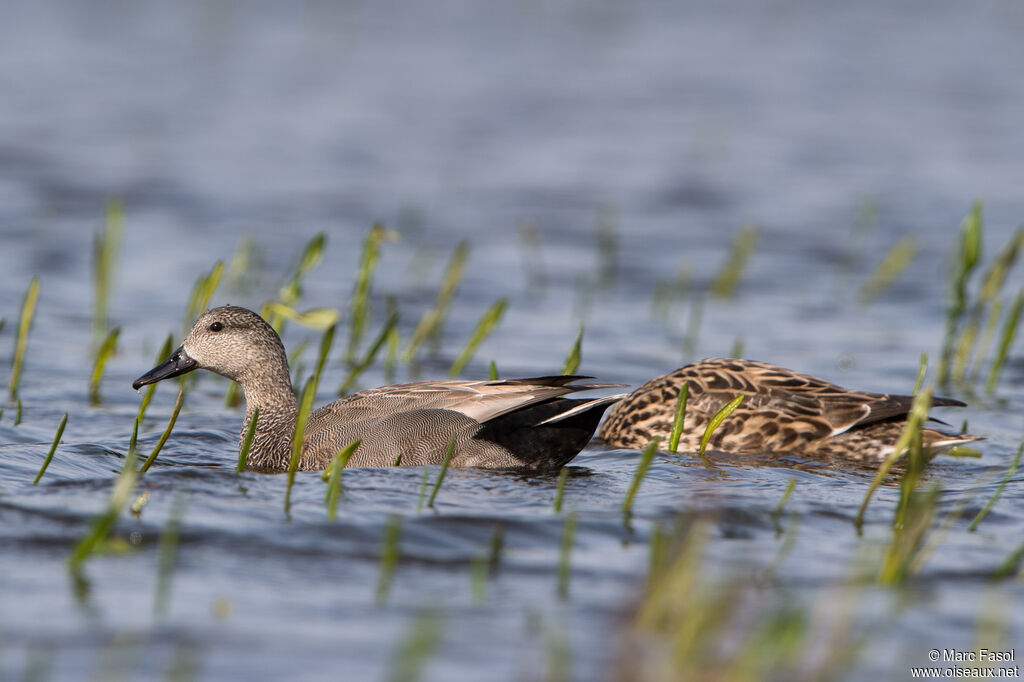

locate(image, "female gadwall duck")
[[598, 358, 982, 462], [133, 305, 624, 472]]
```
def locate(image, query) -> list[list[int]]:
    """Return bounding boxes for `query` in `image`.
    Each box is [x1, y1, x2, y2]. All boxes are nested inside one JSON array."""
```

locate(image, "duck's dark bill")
[[132, 346, 198, 390]]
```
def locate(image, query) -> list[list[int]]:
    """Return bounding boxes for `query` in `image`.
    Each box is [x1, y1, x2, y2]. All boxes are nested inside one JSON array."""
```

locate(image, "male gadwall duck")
[[133, 305, 624, 472], [598, 358, 982, 462]]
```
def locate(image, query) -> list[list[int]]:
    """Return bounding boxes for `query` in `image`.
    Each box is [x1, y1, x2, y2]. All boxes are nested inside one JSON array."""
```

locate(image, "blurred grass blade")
[[710, 225, 758, 299], [622, 438, 661, 514], [263, 302, 339, 330], [140, 382, 186, 473], [67, 444, 139, 569], [426, 438, 457, 508], [339, 311, 398, 395], [556, 511, 579, 600], [9, 277, 40, 400], [938, 202, 983, 386], [403, 241, 469, 362], [668, 382, 690, 453], [237, 408, 259, 472], [387, 608, 444, 682], [488, 360, 498, 380], [699, 395, 744, 454], [33, 413, 68, 485], [968, 423, 1023, 531], [376, 515, 402, 606], [553, 467, 569, 513], [986, 289, 1024, 394], [448, 298, 507, 377], [278, 233, 326, 306], [137, 334, 174, 425], [312, 323, 336, 392], [89, 327, 120, 405], [561, 325, 583, 376], [346, 224, 396, 365], [857, 236, 917, 303], [284, 376, 318, 513], [183, 261, 223, 333], [154, 493, 184, 618], [92, 199, 124, 342], [226, 235, 262, 294], [324, 440, 360, 521]]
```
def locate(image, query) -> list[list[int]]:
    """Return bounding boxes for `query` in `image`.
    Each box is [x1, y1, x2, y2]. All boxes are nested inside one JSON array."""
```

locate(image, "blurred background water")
[[1, 1, 1023, 680]]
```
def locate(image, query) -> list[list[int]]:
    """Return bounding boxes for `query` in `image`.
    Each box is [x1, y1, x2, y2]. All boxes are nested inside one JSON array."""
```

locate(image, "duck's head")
[[132, 305, 286, 389]]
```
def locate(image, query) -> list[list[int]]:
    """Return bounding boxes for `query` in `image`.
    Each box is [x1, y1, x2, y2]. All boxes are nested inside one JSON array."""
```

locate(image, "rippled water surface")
[[2, 2, 1024, 681]]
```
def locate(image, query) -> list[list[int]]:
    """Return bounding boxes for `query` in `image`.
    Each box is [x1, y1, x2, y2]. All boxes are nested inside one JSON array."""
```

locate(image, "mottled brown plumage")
[[133, 306, 623, 472], [598, 358, 983, 461]]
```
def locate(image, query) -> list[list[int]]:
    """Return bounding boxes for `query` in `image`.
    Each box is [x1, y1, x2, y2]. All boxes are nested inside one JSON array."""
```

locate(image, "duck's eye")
[[209, 321, 224, 332]]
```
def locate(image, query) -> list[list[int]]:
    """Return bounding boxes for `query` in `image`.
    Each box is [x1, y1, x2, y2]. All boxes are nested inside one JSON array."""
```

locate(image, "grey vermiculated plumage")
[[598, 358, 983, 462], [133, 306, 623, 472]]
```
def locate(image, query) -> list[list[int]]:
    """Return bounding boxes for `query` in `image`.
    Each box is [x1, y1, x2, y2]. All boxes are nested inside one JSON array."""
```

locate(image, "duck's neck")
[[237, 367, 298, 472]]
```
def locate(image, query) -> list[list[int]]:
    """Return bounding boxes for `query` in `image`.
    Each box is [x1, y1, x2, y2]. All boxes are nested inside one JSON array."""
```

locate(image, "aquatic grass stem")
[[9, 277, 40, 400], [346, 225, 395, 365], [375, 515, 402, 606], [67, 445, 139, 568], [137, 334, 173, 424], [986, 289, 1023, 394], [339, 311, 398, 395], [556, 512, 578, 600], [699, 395, 744, 454], [154, 493, 184, 618], [448, 298, 507, 377], [426, 438, 456, 509], [710, 226, 758, 298], [968, 423, 1023, 531], [323, 441, 360, 521], [938, 203, 983, 386], [140, 382, 186, 473], [668, 382, 690, 453], [88, 327, 120, 405], [278, 233, 325, 307], [857, 236, 917, 303], [32, 413, 68, 485], [403, 240, 469, 362], [284, 376, 318, 513], [622, 438, 661, 514], [386, 608, 444, 682], [236, 408, 259, 472], [183, 261, 223, 334], [561, 325, 583, 376], [553, 467, 569, 513], [92, 199, 123, 342]]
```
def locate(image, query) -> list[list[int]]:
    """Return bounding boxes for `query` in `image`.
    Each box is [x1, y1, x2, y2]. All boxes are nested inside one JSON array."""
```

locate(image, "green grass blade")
[[154, 493, 184, 618], [339, 311, 398, 395], [938, 202, 983, 386], [968, 424, 1023, 531], [33, 413, 68, 485], [346, 224, 396, 365], [986, 289, 1024, 394], [226, 235, 261, 294], [556, 511, 579, 601], [912, 351, 928, 394], [710, 225, 758, 298], [278, 233, 326, 306], [183, 261, 223, 334], [622, 438, 661, 514], [139, 382, 186, 473], [88, 327, 120, 405], [857, 236, 917, 303], [284, 376, 318, 513], [324, 440, 360, 521], [553, 467, 569, 513], [67, 444, 139, 569], [312, 323, 336, 390], [488, 360, 498, 380], [699, 395, 744, 455], [426, 437, 456, 508], [416, 469, 430, 512], [668, 382, 690, 453], [403, 240, 469, 362], [92, 199, 123, 342], [386, 608, 444, 682], [137, 334, 173, 424], [9, 277, 40, 400], [262, 302, 339, 331], [375, 515, 402, 606], [237, 408, 259, 472], [561, 325, 583, 376], [448, 298, 507, 377]]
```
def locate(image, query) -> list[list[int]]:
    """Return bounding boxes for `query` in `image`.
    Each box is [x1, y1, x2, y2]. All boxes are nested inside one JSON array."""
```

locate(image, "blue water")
[[1, 1, 1023, 680]]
